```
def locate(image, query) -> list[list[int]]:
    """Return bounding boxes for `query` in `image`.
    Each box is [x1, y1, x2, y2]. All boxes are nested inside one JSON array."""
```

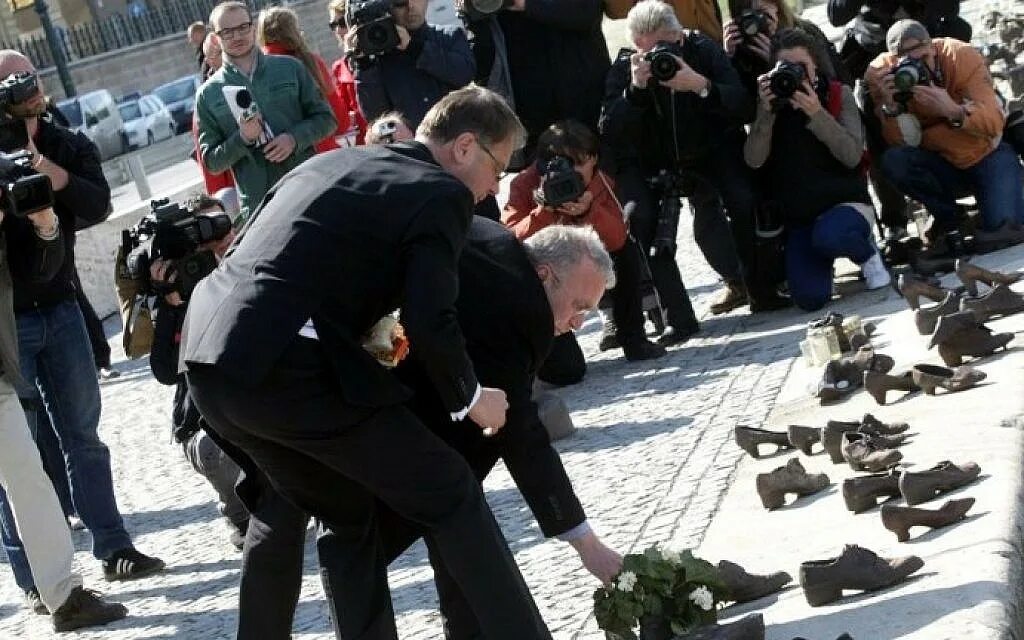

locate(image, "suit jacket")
[[395, 218, 586, 538], [181, 141, 479, 414]]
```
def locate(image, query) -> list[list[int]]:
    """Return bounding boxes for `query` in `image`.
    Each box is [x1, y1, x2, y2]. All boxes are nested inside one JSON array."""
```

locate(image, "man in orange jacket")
[[866, 20, 1024, 236]]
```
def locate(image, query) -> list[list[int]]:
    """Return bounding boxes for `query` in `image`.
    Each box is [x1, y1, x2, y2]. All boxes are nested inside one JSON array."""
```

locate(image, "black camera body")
[[0, 73, 38, 107], [461, 0, 512, 22], [121, 198, 231, 300], [535, 156, 586, 208], [647, 169, 695, 258], [644, 41, 685, 83], [738, 9, 770, 38], [768, 59, 807, 108], [347, 0, 402, 58], [0, 150, 52, 219], [891, 56, 930, 103]]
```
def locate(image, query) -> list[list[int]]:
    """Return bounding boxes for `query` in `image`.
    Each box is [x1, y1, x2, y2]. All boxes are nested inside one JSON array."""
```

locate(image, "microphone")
[[234, 89, 274, 146]]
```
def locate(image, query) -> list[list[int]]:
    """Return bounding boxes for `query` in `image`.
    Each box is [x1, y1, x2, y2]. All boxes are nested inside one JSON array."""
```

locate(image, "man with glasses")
[[866, 20, 1024, 244], [195, 1, 335, 221]]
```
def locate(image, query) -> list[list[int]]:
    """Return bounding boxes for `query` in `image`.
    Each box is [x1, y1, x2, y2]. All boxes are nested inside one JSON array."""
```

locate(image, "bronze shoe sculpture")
[[955, 258, 1023, 297], [900, 460, 981, 505], [755, 458, 830, 510], [686, 613, 765, 640], [799, 544, 923, 606], [897, 272, 947, 310], [927, 309, 982, 350], [735, 425, 792, 459], [842, 468, 902, 513], [960, 283, 1024, 320], [717, 560, 792, 604], [863, 370, 919, 405], [932, 323, 1014, 367], [880, 497, 975, 542], [910, 364, 986, 395], [841, 432, 903, 472], [787, 425, 822, 455], [859, 413, 910, 435], [822, 421, 862, 464], [913, 291, 962, 335]]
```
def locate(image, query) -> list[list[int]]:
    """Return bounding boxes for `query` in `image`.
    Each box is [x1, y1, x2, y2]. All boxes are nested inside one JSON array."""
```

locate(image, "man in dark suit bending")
[[181, 85, 551, 640]]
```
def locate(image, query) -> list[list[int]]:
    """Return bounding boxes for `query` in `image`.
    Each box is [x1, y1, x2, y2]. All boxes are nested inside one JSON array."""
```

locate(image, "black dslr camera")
[[0, 73, 38, 107], [767, 59, 807, 108], [891, 56, 931, 104], [738, 9, 770, 38], [534, 156, 585, 208], [346, 0, 403, 58], [644, 41, 685, 83], [120, 198, 232, 300]]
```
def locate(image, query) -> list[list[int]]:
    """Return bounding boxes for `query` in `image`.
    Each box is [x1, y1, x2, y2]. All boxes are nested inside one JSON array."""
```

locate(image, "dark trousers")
[[186, 340, 551, 640], [609, 242, 650, 347], [72, 269, 111, 370], [688, 183, 744, 284], [536, 333, 585, 387], [786, 205, 875, 311], [860, 94, 908, 232]]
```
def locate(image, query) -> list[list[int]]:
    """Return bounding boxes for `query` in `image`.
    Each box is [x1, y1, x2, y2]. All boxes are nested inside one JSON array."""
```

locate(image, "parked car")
[[118, 94, 176, 150], [153, 75, 200, 134], [56, 89, 125, 160]]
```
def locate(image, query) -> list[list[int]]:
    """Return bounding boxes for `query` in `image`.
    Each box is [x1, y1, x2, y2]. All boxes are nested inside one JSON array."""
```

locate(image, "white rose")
[[616, 571, 638, 592], [689, 585, 714, 611], [660, 546, 683, 566]]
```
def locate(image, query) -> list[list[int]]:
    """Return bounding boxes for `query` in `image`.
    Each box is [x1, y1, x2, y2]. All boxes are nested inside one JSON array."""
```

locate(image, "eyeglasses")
[[216, 22, 252, 40], [328, 18, 347, 30], [474, 137, 507, 181]]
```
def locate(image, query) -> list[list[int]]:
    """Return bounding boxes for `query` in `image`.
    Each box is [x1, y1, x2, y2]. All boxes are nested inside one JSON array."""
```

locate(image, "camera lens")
[[893, 67, 919, 92], [366, 23, 388, 46]]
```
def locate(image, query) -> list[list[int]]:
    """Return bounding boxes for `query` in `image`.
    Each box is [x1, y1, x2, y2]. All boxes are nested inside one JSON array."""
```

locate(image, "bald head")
[[0, 50, 33, 79]]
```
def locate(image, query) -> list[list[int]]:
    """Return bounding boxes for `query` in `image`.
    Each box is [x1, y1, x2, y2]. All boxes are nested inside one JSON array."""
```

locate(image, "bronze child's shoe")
[[734, 425, 792, 459], [914, 291, 962, 335], [910, 364, 986, 395], [787, 425, 822, 455], [841, 432, 903, 472], [799, 544, 923, 606], [863, 370, 919, 405], [899, 460, 981, 505], [755, 458, 830, 510], [880, 497, 975, 542], [955, 258, 1023, 297], [842, 468, 902, 513], [960, 283, 1024, 320], [897, 272, 947, 310], [717, 560, 792, 604]]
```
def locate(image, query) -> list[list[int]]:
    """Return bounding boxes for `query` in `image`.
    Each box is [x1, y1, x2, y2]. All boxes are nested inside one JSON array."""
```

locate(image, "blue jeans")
[[786, 205, 875, 312], [881, 142, 1024, 231], [0, 300, 131, 590]]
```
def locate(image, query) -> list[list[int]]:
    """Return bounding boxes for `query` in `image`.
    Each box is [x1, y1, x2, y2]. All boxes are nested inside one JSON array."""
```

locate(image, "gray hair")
[[627, 0, 683, 41], [416, 84, 526, 150], [523, 225, 616, 289]]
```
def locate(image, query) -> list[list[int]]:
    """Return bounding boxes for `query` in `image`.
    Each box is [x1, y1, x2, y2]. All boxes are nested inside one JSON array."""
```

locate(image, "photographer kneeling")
[[140, 195, 249, 549], [745, 29, 889, 312]]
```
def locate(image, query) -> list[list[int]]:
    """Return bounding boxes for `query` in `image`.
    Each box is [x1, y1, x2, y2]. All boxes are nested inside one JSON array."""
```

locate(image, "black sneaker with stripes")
[[102, 548, 165, 582]]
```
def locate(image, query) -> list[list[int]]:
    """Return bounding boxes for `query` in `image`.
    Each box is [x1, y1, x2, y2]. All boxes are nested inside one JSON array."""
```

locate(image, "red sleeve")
[[502, 168, 557, 240], [193, 112, 234, 193]]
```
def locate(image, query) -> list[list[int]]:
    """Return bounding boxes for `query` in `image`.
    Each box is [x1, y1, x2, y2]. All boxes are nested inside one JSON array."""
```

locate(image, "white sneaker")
[[860, 252, 891, 290]]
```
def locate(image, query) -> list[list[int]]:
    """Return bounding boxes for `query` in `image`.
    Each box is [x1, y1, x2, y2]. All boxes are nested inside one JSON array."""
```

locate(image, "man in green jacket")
[[196, 1, 335, 220]]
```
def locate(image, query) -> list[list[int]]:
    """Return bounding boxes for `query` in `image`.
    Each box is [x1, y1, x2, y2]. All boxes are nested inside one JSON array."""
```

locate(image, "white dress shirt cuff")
[[557, 521, 592, 542], [450, 384, 482, 422]]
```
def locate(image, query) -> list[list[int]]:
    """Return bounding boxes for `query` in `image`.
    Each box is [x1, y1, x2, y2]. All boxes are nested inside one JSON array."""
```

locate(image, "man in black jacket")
[[182, 86, 551, 640], [353, 0, 475, 127], [0, 51, 165, 600]]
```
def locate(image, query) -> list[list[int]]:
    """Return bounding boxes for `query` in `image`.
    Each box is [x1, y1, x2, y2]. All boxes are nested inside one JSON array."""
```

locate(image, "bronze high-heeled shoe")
[[880, 497, 975, 542], [960, 283, 1024, 320], [842, 467, 902, 513], [863, 371, 919, 405], [934, 324, 1014, 367], [910, 364, 986, 395], [897, 273, 947, 310], [734, 426, 792, 458], [787, 425, 821, 455], [955, 258, 1023, 297], [914, 291, 962, 335]]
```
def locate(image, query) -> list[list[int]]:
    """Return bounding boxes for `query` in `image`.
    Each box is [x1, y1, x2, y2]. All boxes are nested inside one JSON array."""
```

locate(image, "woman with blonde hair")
[[257, 6, 350, 151]]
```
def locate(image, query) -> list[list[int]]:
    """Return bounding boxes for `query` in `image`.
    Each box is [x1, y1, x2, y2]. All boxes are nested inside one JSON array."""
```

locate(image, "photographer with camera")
[[195, 1, 336, 221], [503, 119, 665, 373], [0, 51, 165, 599], [603, 0, 788, 318], [745, 28, 889, 311], [0, 155, 128, 631], [866, 20, 1024, 239], [349, 0, 474, 127]]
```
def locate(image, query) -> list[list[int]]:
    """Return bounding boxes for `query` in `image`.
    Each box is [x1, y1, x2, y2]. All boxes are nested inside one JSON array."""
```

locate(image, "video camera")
[[891, 56, 931, 105], [534, 155, 586, 208], [767, 60, 807, 109], [644, 41, 685, 83], [346, 0, 404, 59], [461, 0, 513, 22], [119, 197, 232, 300], [0, 73, 51, 219]]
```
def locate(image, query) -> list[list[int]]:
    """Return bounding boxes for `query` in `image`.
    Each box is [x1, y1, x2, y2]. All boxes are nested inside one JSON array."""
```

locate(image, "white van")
[[56, 90, 125, 160]]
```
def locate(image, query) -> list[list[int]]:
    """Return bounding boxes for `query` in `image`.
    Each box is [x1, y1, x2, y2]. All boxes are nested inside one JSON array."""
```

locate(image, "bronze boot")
[[717, 560, 792, 603], [927, 309, 981, 350], [880, 497, 975, 542], [842, 468, 902, 513], [822, 421, 861, 464], [934, 325, 1014, 367], [899, 460, 981, 505], [755, 458, 830, 510], [863, 371, 919, 405], [960, 283, 1024, 320], [897, 272, 947, 310], [799, 545, 924, 607], [860, 413, 910, 435], [787, 425, 822, 456], [955, 258, 1023, 297], [734, 426, 792, 459], [913, 291, 962, 335], [910, 364, 986, 395], [841, 432, 903, 472]]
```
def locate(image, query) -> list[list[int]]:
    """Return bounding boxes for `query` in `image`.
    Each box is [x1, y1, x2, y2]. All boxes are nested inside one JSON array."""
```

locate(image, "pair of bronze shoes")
[[864, 362, 986, 403], [929, 309, 1014, 367]]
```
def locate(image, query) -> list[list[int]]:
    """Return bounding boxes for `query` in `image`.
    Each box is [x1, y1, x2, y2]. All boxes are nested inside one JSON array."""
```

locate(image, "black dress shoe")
[[656, 323, 698, 347], [622, 339, 666, 361], [750, 291, 792, 313]]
